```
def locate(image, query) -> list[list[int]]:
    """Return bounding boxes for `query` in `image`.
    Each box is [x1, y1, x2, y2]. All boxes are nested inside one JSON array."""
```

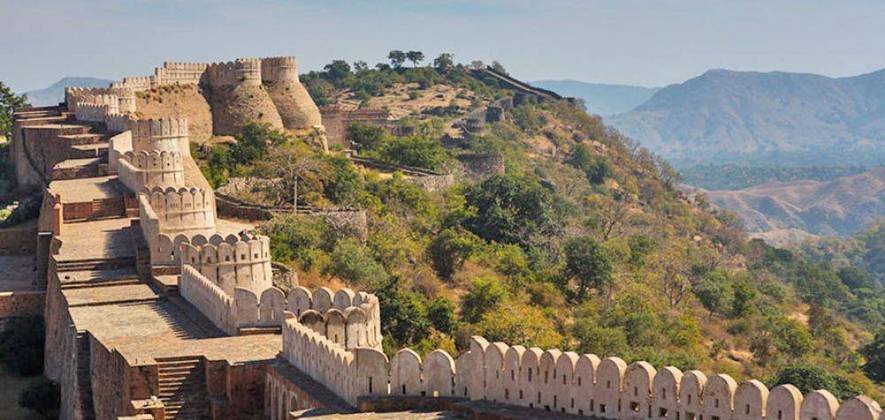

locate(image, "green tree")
[[460, 276, 506, 323], [329, 239, 390, 288], [375, 278, 430, 346], [433, 53, 454, 73], [476, 302, 562, 349], [562, 236, 614, 301], [427, 297, 457, 334], [693, 270, 734, 317], [463, 174, 563, 247], [405, 50, 425, 67], [229, 123, 290, 168], [770, 364, 861, 400], [568, 144, 613, 184], [323, 60, 353, 86], [860, 329, 885, 383], [0, 81, 28, 138], [347, 123, 388, 151], [388, 50, 407, 69], [427, 228, 482, 280], [375, 135, 449, 170]]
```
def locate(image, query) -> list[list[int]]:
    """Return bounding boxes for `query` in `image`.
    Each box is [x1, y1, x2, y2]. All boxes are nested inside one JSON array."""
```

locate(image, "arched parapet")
[[261, 56, 300, 83], [519, 347, 543, 408], [145, 186, 216, 233], [234, 287, 260, 328], [679, 370, 707, 419], [835, 396, 881, 420], [458, 336, 489, 401], [287, 286, 312, 316], [423, 349, 456, 398], [352, 347, 389, 402], [259, 287, 286, 326], [801, 389, 839, 420], [484, 342, 509, 403], [503, 345, 526, 405], [130, 117, 189, 154], [573, 353, 600, 416], [652, 366, 682, 419], [333, 288, 355, 309], [323, 309, 346, 346], [298, 310, 326, 335], [702, 373, 737, 419], [179, 265, 236, 335], [390, 348, 422, 397], [733, 380, 769, 420], [538, 349, 562, 410], [596, 357, 627, 418], [179, 233, 273, 296], [344, 306, 369, 349], [555, 352, 579, 414], [206, 58, 263, 87], [313, 287, 334, 312], [623, 361, 656, 419]]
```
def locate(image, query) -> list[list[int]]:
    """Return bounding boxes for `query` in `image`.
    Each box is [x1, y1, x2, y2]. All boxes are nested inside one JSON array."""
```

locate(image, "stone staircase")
[[56, 256, 136, 273], [75, 332, 96, 420], [156, 356, 210, 419]]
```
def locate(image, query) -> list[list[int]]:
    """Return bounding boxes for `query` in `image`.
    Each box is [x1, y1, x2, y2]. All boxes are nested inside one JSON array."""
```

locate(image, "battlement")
[[206, 58, 263, 87], [130, 117, 189, 153], [118, 149, 186, 192], [143, 186, 216, 233], [261, 56, 299, 83], [286, 286, 382, 350], [73, 103, 111, 123], [177, 231, 273, 296], [279, 326, 885, 419], [111, 75, 156, 91]]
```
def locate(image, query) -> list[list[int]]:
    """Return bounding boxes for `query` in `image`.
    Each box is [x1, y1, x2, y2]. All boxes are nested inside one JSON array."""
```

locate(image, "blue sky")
[[2, 0, 884, 92]]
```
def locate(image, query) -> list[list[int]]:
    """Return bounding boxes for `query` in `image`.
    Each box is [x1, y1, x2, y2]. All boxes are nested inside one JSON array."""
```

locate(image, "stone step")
[[58, 133, 106, 145]]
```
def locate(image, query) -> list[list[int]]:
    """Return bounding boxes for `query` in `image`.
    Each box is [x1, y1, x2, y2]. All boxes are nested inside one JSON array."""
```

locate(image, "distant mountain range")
[[704, 167, 884, 242], [607, 69, 885, 167], [531, 80, 659, 116], [24, 77, 115, 106]]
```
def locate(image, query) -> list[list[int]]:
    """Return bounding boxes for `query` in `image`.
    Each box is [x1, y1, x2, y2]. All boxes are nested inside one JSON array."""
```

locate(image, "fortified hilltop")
[[92, 57, 321, 141], [0, 56, 881, 420]]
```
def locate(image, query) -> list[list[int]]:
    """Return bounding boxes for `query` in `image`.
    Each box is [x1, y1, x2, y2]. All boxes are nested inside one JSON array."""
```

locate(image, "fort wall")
[[279, 322, 884, 420]]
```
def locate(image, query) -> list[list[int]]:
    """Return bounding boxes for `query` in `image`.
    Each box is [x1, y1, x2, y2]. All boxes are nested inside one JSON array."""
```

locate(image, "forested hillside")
[[194, 54, 885, 402]]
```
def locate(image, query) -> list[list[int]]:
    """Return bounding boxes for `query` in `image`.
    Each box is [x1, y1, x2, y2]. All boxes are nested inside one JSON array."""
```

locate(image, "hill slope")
[[532, 79, 659, 116], [24, 77, 115, 106], [608, 69, 885, 166], [706, 167, 885, 239]]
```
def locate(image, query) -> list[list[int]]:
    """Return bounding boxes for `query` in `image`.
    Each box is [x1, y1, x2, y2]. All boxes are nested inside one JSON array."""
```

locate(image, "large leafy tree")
[[387, 50, 406, 69], [433, 53, 454, 73], [860, 329, 885, 383], [405, 50, 425, 68], [463, 174, 564, 246], [562, 235, 614, 301], [1, 81, 28, 138]]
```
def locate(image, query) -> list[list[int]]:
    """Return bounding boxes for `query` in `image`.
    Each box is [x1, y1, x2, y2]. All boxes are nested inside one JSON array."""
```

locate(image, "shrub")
[[427, 228, 482, 280], [476, 302, 562, 349], [329, 239, 389, 288], [460, 276, 506, 323], [427, 297, 457, 334], [770, 364, 861, 400]]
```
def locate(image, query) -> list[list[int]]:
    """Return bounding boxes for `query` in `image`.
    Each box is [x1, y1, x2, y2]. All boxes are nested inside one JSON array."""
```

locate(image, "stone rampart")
[[180, 264, 237, 334], [177, 232, 273, 296], [143, 186, 216, 234], [286, 286, 381, 350], [206, 58, 263, 88], [278, 325, 884, 419], [118, 150, 186, 192], [154, 61, 209, 85], [130, 118, 189, 155]]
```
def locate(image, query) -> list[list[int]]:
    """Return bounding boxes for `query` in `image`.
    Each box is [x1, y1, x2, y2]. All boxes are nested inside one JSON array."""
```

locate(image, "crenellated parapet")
[[130, 118, 189, 154], [285, 286, 382, 350], [154, 61, 210, 86], [143, 186, 216, 233], [277, 327, 885, 419], [110, 75, 156, 91], [261, 56, 299, 83], [206, 58, 263, 88], [118, 150, 185, 192], [177, 231, 273, 296]]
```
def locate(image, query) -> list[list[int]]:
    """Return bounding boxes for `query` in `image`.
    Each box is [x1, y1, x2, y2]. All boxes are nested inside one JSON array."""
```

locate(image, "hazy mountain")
[[608, 69, 885, 167], [531, 80, 659, 116], [705, 167, 885, 241], [24, 77, 115, 106]]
